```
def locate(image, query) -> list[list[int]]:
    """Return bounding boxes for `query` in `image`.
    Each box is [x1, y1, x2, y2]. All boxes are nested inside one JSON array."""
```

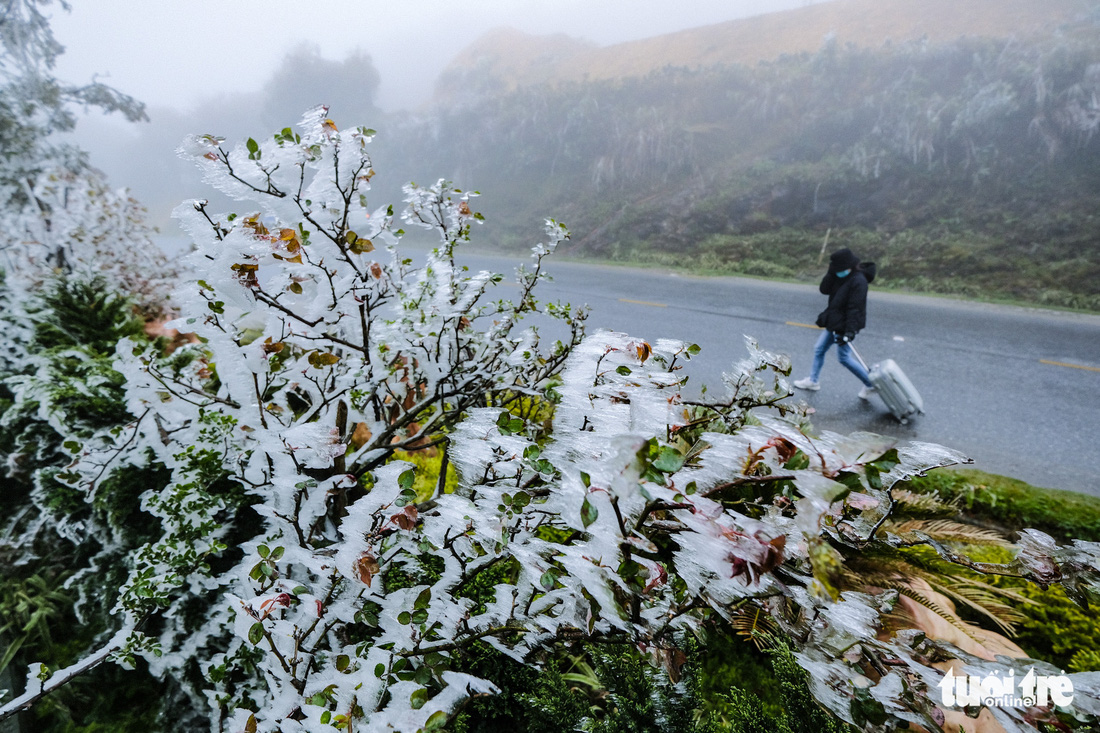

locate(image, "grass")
[[900, 467, 1100, 543]]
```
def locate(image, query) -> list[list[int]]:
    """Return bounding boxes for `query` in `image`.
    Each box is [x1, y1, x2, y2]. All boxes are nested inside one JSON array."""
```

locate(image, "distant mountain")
[[437, 0, 1095, 99], [396, 0, 1100, 312]]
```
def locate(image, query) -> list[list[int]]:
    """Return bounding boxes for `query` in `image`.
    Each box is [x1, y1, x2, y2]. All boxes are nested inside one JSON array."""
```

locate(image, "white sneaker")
[[858, 386, 877, 400], [793, 378, 820, 391]]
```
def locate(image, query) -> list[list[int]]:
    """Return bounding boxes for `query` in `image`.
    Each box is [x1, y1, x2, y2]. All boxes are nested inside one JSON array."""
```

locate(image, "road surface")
[[453, 249, 1100, 496]]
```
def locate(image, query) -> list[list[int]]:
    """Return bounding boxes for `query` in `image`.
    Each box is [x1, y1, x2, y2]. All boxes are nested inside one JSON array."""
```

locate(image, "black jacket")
[[816, 262, 876, 334]]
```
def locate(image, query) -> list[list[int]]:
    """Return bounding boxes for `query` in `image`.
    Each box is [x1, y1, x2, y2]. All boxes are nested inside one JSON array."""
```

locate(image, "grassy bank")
[[902, 467, 1100, 542]]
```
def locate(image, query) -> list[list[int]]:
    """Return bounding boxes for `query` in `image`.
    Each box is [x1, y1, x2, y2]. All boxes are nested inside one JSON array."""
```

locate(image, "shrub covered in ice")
[[4, 110, 1100, 732]]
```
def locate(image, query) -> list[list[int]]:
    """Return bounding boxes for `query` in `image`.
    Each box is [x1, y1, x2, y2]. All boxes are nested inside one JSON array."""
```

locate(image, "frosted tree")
[[4, 107, 1100, 732], [0, 0, 172, 337]]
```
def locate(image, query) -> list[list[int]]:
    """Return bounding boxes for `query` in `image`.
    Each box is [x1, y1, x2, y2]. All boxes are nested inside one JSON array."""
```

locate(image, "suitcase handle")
[[846, 342, 870, 373]]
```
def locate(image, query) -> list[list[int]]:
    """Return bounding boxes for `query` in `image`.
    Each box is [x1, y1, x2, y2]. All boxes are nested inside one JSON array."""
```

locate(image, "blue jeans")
[[810, 330, 873, 387]]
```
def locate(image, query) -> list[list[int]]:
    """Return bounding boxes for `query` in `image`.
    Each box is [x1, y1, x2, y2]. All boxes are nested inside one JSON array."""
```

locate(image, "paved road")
[[450, 249, 1100, 496]]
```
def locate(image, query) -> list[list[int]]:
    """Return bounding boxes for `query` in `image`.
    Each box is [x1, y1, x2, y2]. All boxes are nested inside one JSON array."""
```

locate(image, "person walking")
[[793, 247, 878, 399]]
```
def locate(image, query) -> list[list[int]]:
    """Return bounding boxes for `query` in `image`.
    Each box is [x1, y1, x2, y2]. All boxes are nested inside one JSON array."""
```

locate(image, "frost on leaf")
[[21, 109, 1100, 733]]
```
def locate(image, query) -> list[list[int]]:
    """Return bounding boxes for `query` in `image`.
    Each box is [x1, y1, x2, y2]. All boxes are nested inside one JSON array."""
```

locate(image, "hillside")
[[437, 0, 1095, 97], [383, 0, 1100, 312]]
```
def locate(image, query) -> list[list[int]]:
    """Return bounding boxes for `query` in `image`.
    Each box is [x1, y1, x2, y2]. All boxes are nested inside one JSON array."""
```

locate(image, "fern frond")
[[883, 581, 983, 643], [729, 606, 778, 650], [892, 489, 955, 516], [889, 519, 1007, 546], [922, 577, 1028, 635]]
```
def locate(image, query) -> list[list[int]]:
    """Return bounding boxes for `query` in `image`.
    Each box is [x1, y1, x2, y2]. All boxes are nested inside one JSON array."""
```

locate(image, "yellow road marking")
[[1040, 359, 1100, 373], [619, 298, 668, 308], [786, 321, 823, 329]]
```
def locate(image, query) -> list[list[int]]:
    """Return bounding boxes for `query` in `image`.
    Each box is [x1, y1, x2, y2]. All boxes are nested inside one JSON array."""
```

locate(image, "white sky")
[[51, 0, 822, 112]]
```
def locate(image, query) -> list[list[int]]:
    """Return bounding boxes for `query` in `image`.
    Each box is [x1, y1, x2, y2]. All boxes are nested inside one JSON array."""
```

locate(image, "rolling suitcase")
[[848, 344, 923, 424]]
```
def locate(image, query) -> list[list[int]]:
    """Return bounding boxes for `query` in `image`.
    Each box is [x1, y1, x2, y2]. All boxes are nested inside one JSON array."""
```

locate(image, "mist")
[[53, 0, 829, 226]]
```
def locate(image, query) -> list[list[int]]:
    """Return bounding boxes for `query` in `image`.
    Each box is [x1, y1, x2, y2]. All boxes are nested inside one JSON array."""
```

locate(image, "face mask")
[[835, 268, 851, 278]]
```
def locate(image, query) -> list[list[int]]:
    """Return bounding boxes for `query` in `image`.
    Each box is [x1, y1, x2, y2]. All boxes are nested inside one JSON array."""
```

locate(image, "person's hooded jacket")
[[815, 248, 876, 335]]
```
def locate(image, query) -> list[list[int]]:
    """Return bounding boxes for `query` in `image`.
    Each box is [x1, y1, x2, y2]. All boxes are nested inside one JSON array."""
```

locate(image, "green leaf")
[[581, 497, 598, 528], [399, 469, 416, 491], [411, 608, 429, 625], [398, 611, 412, 625], [512, 491, 530, 508], [248, 622, 264, 645], [270, 546, 284, 561], [425, 710, 449, 730], [336, 654, 350, 671], [414, 588, 431, 610], [374, 663, 386, 678], [865, 464, 882, 490], [652, 446, 684, 473], [410, 688, 429, 710], [257, 545, 270, 558], [616, 365, 632, 375], [320, 711, 331, 725]]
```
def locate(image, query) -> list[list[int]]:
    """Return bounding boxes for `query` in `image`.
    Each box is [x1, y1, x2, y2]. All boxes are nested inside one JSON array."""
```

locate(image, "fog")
[[50, 0, 828, 225]]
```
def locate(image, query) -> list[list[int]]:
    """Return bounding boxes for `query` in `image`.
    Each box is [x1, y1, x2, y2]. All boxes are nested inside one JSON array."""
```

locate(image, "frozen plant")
[[3, 109, 1100, 733]]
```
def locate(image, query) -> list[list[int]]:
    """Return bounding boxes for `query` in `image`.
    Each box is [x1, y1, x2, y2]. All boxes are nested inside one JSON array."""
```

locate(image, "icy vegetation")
[[3, 102, 1100, 731]]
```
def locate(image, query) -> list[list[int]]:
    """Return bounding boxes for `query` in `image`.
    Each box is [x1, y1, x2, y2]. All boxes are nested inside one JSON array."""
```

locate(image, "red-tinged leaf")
[[355, 553, 380, 586], [391, 504, 418, 531], [644, 563, 668, 593]]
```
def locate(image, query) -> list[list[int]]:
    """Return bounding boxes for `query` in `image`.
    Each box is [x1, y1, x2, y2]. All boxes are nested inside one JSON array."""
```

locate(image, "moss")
[[901, 468, 1100, 542]]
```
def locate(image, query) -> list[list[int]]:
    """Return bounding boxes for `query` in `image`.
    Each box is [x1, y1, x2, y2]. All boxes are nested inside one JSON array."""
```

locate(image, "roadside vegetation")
[[4, 3, 1100, 732]]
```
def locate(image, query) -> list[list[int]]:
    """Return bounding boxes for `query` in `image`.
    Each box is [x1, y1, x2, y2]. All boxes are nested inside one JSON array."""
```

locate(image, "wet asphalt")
[[455, 250, 1100, 496]]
